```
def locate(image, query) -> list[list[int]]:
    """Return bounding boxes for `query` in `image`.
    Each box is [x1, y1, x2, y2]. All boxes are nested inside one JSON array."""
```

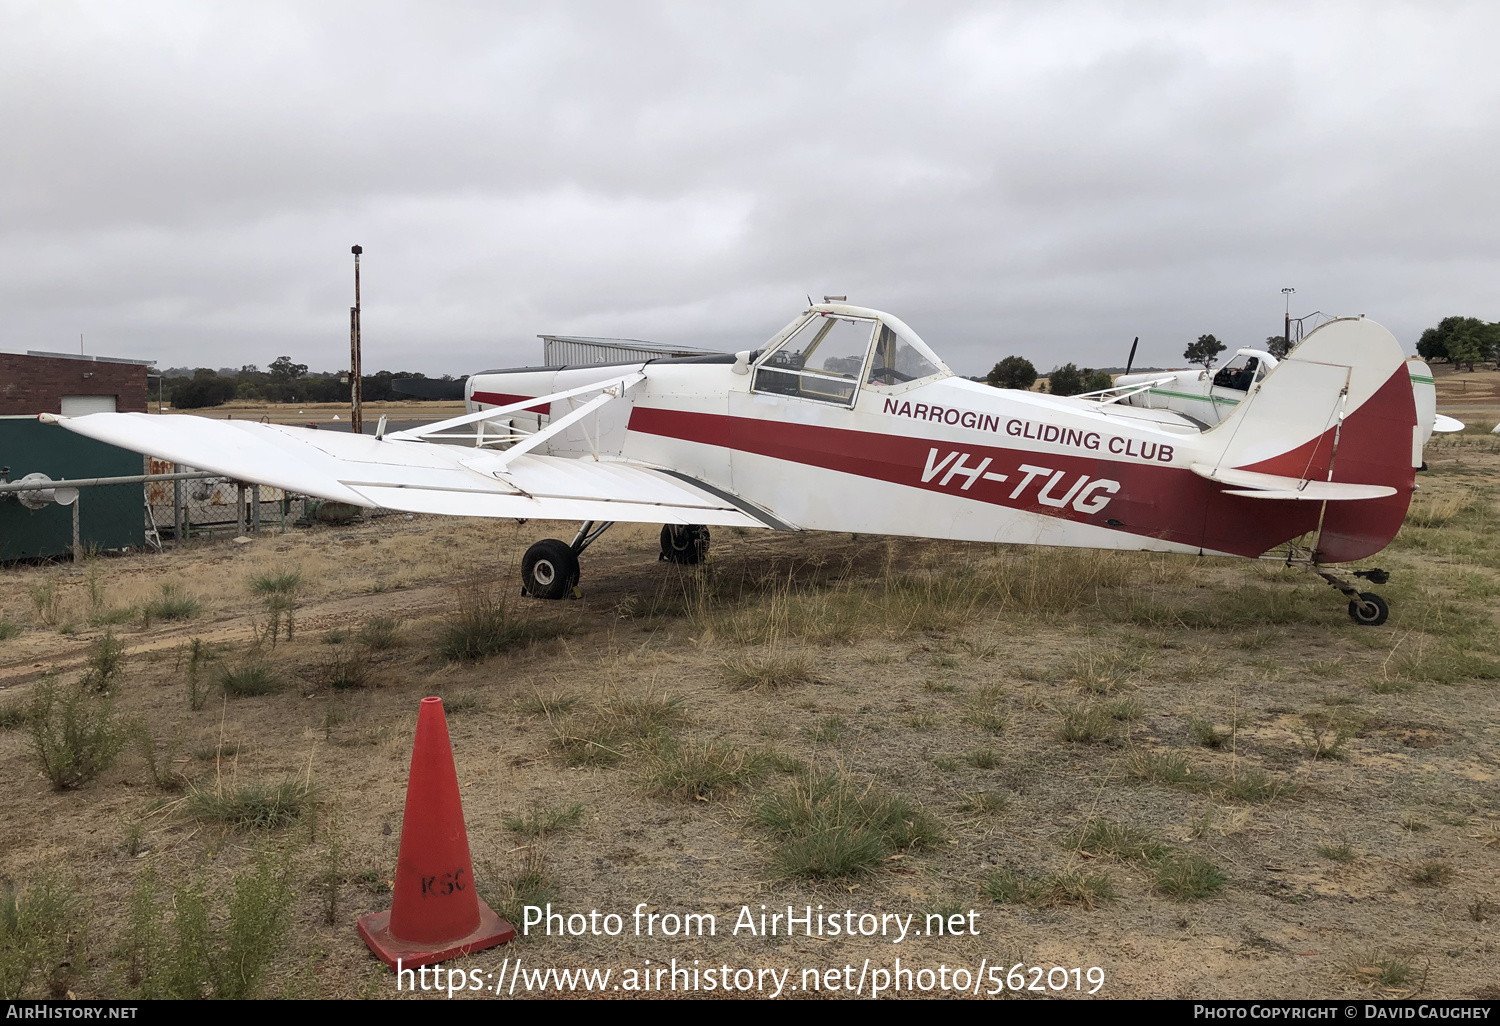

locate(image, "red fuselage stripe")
[[471, 391, 536, 408], [625, 366, 1416, 561]]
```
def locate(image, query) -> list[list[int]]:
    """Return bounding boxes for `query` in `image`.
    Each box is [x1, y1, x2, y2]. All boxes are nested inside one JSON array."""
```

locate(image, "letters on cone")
[[358, 696, 514, 968]]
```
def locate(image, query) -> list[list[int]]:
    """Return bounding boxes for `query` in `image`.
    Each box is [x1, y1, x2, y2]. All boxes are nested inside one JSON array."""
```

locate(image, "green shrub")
[[641, 740, 768, 801], [184, 638, 213, 711], [0, 876, 80, 999], [187, 780, 318, 830], [1409, 861, 1454, 887], [128, 855, 292, 999], [215, 854, 294, 998], [356, 616, 401, 650], [142, 583, 200, 624], [502, 802, 585, 839], [440, 593, 562, 661], [134, 721, 186, 792], [28, 676, 126, 789], [81, 630, 127, 690], [309, 650, 371, 691], [1070, 819, 1170, 863], [980, 868, 1113, 909], [0, 701, 29, 730], [1189, 718, 1229, 748], [258, 593, 298, 646], [548, 691, 686, 767], [250, 569, 302, 595], [757, 773, 940, 878], [218, 662, 279, 698], [480, 850, 556, 935], [0, 618, 19, 641], [27, 582, 60, 627], [1152, 854, 1226, 899], [1057, 703, 1116, 743]]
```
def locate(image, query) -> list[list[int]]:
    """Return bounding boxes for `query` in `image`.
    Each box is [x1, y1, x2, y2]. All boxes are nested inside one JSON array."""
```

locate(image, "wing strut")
[[385, 372, 645, 442]]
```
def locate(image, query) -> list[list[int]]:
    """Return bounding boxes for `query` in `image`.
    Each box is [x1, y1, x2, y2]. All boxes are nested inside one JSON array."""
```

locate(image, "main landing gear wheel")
[[1347, 592, 1389, 627], [521, 539, 580, 600], [660, 524, 710, 564]]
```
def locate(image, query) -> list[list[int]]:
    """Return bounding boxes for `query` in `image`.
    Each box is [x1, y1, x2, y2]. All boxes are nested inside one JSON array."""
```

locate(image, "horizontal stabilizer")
[[1190, 463, 1396, 501]]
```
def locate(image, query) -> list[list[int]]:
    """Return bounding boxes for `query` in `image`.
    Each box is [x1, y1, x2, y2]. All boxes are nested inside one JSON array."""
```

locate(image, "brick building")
[[0, 351, 152, 416]]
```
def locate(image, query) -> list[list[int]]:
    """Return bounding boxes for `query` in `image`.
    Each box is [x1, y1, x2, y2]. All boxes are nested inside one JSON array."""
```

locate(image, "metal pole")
[[174, 464, 184, 547], [1282, 287, 1295, 353], [0, 470, 218, 493], [236, 483, 246, 537], [351, 244, 363, 435], [252, 484, 261, 533]]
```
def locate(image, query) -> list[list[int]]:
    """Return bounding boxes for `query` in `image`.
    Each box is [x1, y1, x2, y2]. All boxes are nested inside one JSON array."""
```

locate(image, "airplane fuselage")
[[467, 308, 1418, 566]]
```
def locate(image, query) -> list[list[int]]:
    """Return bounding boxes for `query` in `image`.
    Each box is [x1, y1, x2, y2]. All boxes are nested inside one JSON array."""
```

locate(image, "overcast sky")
[[1, 1, 1496, 378]]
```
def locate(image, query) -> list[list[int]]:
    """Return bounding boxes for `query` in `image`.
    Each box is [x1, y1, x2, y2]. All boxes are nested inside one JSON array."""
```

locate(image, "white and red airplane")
[[50, 302, 1424, 625]]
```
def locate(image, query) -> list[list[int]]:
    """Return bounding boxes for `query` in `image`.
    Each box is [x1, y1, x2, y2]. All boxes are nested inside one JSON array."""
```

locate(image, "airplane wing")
[[1189, 463, 1397, 501], [1433, 414, 1464, 433], [45, 379, 783, 529]]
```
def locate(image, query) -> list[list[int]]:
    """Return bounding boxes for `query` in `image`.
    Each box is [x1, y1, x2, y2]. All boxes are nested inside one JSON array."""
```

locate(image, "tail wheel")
[[522, 538, 580, 600], [660, 524, 710, 565], [1347, 592, 1389, 626]]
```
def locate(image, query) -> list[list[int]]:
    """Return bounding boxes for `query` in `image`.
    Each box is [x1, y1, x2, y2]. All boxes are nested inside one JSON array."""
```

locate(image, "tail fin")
[[1208, 317, 1417, 562]]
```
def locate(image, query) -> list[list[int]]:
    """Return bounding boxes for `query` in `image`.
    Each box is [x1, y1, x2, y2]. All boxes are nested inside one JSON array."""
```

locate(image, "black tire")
[[522, 539, 580, 600], [1347, 592, 1389, 626], [660, 524, 710, 565]]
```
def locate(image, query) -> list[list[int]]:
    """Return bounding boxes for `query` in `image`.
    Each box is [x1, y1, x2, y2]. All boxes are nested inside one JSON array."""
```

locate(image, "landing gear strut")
[[1277, 538, 1391, 626], [660, 524, 710, 564], [1303, 562, 1390, 627], [520, 520, 614, 600]]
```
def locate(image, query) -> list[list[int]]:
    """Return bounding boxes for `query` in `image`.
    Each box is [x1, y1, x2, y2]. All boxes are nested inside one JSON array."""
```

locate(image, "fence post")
[[72, 495, 81, 562], [236, 482, 246, 537], [252, 484, 261, 533], [174, 464, 185, 546]]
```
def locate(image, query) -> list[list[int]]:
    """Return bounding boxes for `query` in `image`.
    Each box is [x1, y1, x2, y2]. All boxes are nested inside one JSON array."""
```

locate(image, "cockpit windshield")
[[751, 306, 949, 406], [867, 324, 941, 387], [753, 314, 876, 405]]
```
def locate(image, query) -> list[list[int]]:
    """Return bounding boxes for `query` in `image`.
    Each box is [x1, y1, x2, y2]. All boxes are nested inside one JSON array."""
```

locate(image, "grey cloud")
[[1, 1, 1496, 377]]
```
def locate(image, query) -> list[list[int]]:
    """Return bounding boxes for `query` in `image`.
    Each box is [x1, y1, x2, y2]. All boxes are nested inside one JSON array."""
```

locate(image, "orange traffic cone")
[[357, 697, 514, 968]]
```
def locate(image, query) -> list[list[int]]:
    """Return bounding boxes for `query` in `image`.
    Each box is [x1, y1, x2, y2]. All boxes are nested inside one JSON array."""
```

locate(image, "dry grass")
[[981, 868, 1115, 909], [1, 467, 1499, 997], [217, 661, 279, 698], [502, 801, 585, 839], [721, 651, 820, 690], [756, 772, 941, 878], [439, 591, 565, 661], [548, 689, 687, 766], [186, 779, 319, 830], [640, 739, 769, 801]]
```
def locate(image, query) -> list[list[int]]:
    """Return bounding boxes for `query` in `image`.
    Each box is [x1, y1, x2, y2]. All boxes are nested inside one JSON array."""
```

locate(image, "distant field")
[[0, 433, 1496, 999], [149, 399, 467, 426]]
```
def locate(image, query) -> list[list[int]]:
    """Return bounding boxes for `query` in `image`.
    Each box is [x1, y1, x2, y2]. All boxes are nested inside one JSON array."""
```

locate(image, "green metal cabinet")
[[0, 417, 146, 560]]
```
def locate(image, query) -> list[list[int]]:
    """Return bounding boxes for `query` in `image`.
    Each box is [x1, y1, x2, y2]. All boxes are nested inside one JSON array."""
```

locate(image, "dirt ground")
[[0, 429, 1497, 1001]]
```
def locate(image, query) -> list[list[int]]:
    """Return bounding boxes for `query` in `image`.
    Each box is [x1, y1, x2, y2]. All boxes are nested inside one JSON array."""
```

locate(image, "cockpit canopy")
[[752, 305, 949, 406], [1210, 348, 1279, 392]]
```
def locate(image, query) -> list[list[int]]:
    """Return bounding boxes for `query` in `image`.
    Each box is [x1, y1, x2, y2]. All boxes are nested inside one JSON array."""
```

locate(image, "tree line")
[[1415, 316, 1500, 371], [984, 314, 1495, 395], [164, 357, 464, 408]]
